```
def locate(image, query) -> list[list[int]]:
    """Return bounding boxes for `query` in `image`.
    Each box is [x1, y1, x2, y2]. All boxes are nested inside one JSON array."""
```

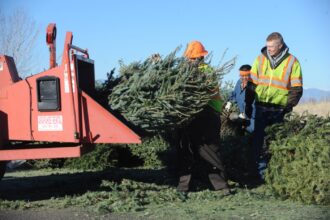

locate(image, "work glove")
[[224, 102, 232, 111], [238, 112, 248, 120], [229, 112, 250, 121]]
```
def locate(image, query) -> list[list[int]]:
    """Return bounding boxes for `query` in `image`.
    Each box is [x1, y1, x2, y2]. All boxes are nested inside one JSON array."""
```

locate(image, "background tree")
[[0, 9, 40, 78]]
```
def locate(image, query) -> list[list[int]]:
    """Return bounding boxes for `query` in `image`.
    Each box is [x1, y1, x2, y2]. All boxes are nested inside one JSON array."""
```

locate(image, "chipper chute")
[[0, 23, 140, 178]]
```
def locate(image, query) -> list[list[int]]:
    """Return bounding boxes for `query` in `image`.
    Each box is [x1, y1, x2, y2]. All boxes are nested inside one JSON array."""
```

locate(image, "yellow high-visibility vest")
[[249, 54, 303, 106]]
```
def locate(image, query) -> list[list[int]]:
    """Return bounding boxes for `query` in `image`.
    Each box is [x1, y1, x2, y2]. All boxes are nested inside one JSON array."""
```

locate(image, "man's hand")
[[238, 112, 249, 120]]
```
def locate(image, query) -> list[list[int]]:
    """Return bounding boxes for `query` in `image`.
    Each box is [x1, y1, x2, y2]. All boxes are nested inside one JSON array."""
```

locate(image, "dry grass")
[[294, 101, 330, 117]]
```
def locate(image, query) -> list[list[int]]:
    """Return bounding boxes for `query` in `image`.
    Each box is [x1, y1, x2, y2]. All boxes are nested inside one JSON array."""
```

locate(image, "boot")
[[208, 173, 228, 191], [177, 174, 191, 192]]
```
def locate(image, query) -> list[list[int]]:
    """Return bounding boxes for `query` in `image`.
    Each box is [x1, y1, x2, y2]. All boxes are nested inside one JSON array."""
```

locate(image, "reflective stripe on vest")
[[249, 71, 258, 84], [290, 77, 303, 87]]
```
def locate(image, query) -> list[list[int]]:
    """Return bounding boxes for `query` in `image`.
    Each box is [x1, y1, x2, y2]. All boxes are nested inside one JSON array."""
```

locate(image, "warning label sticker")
[[38, 115, 63, 131]]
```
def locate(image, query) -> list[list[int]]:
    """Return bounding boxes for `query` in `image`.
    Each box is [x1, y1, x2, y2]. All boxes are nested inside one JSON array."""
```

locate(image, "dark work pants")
[[177, 106, 228, 191], [250, 105, 284, 179]]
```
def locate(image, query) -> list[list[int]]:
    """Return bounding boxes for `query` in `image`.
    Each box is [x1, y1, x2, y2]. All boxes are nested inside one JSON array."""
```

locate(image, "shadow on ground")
[[0, 168, 178, 201]]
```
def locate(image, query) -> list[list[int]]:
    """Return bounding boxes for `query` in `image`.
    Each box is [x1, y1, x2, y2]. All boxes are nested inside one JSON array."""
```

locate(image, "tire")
[[0, 161, 6, 181]]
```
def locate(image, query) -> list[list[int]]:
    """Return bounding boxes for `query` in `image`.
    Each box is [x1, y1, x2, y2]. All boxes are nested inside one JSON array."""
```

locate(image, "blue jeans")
[[245, 117, 255, 133], [251, 105, 284, 179]]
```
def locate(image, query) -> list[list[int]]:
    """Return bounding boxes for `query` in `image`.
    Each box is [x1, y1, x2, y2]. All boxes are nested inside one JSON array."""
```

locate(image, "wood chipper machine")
[[0, 23, 141, 179]]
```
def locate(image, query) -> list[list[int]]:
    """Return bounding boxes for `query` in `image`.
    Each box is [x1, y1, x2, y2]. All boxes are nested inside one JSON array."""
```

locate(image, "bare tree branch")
[[0, 9, 40, 78]]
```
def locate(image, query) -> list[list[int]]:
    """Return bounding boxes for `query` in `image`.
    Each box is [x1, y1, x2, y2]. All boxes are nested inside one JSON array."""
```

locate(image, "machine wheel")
[[0, 161, 6, 181]]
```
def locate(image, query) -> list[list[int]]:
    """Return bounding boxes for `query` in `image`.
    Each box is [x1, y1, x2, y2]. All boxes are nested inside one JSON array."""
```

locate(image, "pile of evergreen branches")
[[107, 49, 235, 133], [265, 113, 330, 205]]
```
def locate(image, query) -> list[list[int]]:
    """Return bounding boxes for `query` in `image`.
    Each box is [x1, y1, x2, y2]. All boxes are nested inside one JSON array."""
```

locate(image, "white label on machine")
[[38, 115, 63, 131], [0, 62, 3, 71], [64, 64, 70, 93]]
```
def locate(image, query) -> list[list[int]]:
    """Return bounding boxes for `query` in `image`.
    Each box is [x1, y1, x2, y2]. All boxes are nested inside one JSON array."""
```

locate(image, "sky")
[[2, 0, 330, 90]]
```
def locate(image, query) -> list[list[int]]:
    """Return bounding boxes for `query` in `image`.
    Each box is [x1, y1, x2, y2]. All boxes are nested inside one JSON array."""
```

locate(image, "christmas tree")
[[106, 48, 236, 133]]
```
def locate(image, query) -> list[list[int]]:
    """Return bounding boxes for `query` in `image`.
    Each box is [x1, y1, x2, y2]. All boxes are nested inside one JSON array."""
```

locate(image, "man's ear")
[[279, 43, 283, 49]]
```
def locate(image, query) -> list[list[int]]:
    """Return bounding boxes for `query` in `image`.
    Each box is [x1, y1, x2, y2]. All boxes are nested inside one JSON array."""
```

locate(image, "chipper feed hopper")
[[0, 23, 141, 179]]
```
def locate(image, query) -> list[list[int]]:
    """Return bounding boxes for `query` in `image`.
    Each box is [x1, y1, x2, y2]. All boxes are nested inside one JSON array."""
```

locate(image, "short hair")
[[266, 32, 284, 44], [239, 64, 251, 71]]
